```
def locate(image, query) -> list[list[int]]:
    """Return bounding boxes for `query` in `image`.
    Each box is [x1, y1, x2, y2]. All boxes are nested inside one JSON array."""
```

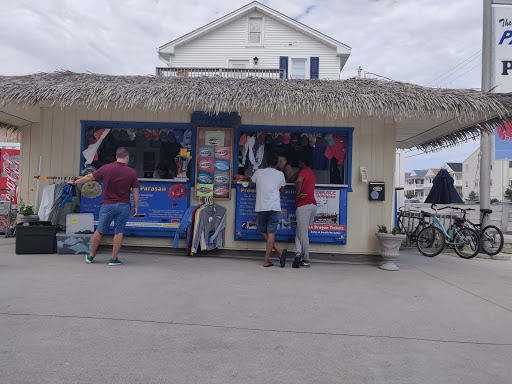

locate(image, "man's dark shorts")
[[257, 210, 280, 234], [97, 203, 131, 234]]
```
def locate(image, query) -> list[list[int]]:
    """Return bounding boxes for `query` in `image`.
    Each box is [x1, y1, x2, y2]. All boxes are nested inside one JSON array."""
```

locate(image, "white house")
[[157, 1, 351, 80], [423, 168, 440, 198], [441, 162, 462, 196], [405, 169, 428, 201], [462, 148, 512, 201]]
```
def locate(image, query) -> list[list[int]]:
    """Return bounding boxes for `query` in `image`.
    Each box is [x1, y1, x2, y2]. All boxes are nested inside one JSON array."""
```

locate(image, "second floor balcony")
[[156, 67, 286, 79]]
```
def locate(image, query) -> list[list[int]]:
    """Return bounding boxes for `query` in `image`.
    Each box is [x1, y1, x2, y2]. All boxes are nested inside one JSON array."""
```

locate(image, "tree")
[[468, 190, 479, 201], [491, 198, 499, 204], [505, 188, 512, 201], [405, 192, 415, 199]]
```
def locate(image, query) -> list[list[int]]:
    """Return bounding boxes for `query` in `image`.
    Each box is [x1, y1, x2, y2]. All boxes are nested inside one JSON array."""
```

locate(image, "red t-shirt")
[[296, 167, 317, 208], [92, 161, 139, 204], [324, 138, 346, 165]]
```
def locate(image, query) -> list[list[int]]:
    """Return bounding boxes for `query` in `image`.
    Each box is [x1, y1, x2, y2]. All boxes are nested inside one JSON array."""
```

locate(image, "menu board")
[[195, 127, 233, 200], [80, 180, 190, 237]]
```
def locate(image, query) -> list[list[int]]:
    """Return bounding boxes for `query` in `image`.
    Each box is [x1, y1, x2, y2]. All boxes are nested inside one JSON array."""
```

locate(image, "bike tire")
[[416, 226, 445, 257], [453, 228, 480, 259], [480, 225, 504, 256]]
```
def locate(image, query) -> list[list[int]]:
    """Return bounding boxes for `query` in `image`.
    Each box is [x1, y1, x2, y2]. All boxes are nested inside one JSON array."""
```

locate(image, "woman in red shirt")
[[293, 155, 317, 268]]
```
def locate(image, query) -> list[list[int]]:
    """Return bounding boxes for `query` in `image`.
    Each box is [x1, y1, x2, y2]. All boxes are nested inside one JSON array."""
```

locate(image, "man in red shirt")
[[71, 147, 139, 266], [293, 155, 317, 268]]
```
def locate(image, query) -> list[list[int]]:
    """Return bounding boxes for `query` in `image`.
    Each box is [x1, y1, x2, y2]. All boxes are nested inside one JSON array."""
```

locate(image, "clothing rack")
[[33, 176, 77, 181], [33, 176, 77, 211]]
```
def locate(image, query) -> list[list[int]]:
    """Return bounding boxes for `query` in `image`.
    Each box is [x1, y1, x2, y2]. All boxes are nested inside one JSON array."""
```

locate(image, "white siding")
[[167, 12, 340, 79], [19, 106, 396, 256]]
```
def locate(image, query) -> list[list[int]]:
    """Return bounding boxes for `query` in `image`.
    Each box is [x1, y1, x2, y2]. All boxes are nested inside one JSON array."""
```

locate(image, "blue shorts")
[[257, 211, 280, 234], [96, 203, 131, 234]]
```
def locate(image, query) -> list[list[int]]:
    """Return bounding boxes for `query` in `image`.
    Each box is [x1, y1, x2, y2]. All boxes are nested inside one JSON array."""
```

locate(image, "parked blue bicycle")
[[416, 204, 481, 259]]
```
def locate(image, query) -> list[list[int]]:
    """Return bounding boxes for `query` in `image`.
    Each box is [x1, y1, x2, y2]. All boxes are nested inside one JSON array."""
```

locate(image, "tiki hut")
[[0, 71, 510, 257]]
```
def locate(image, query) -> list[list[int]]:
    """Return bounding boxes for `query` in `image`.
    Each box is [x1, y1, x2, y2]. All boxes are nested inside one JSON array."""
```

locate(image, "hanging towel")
[[38, 184, 57, 221]]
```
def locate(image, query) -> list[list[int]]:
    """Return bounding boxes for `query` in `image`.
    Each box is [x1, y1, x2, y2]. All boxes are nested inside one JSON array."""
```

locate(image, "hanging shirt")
[[324, 137, 347, 165]]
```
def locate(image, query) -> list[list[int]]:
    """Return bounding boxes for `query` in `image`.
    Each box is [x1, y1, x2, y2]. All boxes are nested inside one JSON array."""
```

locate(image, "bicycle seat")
[[480, 209, 492, 214], [421, 211, 431, 217]]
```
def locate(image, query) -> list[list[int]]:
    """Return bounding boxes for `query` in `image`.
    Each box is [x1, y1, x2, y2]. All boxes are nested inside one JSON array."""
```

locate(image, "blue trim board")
[[233, 124, 354, 191]]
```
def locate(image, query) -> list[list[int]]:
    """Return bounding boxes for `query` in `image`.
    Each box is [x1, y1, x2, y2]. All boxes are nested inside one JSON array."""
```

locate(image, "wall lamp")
[[253, 56, 259, 65]]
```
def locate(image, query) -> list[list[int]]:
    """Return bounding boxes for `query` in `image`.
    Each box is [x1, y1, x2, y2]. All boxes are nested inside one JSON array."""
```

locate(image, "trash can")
[[15, 221, 58, 254]]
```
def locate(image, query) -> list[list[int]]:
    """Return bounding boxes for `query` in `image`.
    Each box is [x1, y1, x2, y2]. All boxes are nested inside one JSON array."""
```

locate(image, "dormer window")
[[248, 17, 262, 45]]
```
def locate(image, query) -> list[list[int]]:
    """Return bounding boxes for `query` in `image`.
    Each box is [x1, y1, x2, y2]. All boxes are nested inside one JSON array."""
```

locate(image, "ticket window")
[[236, 131, 348, 185]]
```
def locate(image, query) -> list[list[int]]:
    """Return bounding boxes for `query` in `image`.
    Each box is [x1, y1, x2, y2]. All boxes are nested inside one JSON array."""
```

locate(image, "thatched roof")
[[0, 71, 511, 151]]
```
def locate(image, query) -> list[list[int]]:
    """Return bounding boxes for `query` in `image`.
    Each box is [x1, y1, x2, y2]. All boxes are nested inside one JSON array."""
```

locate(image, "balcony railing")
[[156, 67, 286, 79]]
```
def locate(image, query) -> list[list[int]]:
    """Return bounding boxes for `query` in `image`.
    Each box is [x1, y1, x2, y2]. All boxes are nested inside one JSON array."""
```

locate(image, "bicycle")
[[416, 204, 481, 259], [449, 206, 504, 256], [396, 207, 432, 247]]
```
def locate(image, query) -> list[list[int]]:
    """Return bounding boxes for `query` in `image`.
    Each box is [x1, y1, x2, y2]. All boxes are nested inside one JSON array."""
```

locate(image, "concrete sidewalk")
[[1, 240, 511, 384]]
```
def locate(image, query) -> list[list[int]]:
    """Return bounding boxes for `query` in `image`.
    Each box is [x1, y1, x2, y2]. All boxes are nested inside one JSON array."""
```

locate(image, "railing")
[[156, 67, 285, 79]]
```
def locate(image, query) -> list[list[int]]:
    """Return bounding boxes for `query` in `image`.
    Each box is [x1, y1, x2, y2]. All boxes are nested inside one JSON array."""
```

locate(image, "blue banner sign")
[[80, 180, 190, 237], [235, 184, 347, 244]]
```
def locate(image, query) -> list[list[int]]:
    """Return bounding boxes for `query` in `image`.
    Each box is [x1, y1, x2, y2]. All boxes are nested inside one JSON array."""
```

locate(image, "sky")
[[0, 0, 487, 171]]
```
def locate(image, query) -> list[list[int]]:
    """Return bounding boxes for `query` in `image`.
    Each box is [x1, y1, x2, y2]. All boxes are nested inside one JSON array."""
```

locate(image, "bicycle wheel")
[[453, 228, 480, 259], [416, 226, 445, 257], [480, 225, 504, 256]]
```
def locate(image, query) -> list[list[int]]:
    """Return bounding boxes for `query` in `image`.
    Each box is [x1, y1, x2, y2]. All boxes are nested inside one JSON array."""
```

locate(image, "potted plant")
[[17, 200, 39, 223], [375, 225, 406, 271]]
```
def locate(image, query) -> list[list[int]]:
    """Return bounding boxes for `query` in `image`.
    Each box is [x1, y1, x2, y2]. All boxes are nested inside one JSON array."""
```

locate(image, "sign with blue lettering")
[[235, 184, 347, 244], [80, 180, 190, 237], [493, 6, 512, 92]]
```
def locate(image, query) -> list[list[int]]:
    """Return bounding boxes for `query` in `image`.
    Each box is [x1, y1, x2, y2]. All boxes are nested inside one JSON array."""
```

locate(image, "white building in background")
[[424, 168, 440, 199], [462, 148, 512, 201], [405, 169, 428, 201], [441, 162, 463, 197], [156, 1, 351, 80]]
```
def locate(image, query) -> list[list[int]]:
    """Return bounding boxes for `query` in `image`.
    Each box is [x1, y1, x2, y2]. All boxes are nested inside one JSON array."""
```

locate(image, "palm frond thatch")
[[0, 71, 510, 150]]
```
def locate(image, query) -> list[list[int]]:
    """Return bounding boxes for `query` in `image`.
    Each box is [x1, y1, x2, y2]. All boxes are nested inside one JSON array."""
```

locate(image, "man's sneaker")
[[292, 256, 301, 268], [85, 253, 95, 264], [108, 258, 121, 266], [301, 260, 310, 267]]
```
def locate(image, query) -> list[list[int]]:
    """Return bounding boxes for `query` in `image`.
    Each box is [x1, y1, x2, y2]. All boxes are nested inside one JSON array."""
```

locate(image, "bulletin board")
[[195, 127, 233, 200]]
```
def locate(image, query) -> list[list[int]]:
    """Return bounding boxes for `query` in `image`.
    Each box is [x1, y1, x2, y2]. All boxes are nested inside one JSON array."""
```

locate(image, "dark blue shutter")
[[279, 56, 288, 79], [310, 57, 319, 79]]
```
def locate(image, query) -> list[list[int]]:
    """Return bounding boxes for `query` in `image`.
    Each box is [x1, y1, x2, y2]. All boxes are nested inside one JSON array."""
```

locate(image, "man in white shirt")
[[249, 153, 288, 268]]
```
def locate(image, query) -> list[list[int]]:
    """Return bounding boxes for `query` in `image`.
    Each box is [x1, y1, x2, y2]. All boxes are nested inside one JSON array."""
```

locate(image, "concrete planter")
[[375, 232, 407, 271]]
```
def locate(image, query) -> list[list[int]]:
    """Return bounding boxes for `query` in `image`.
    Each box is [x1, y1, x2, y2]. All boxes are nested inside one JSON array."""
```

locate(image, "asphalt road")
[[1, 240, 511, 384]]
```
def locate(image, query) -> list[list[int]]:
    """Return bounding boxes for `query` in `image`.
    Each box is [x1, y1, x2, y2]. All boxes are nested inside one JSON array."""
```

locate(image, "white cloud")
[[0, 0, 487, 168]]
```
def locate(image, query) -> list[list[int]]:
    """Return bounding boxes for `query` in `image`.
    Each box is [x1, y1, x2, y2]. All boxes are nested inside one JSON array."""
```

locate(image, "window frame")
[[247, 16, 264, 47], [290, 58, 307, 79], [233, 124, 354, 191]]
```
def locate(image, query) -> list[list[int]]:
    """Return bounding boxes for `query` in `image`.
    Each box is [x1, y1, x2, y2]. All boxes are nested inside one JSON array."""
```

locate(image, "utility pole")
[[357, 66, 362, 79], [480, 0, 492, 227]]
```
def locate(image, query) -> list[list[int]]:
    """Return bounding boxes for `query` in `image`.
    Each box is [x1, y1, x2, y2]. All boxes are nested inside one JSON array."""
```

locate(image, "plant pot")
[[18, 214, 40, 223], [375, 232, 406, 271]]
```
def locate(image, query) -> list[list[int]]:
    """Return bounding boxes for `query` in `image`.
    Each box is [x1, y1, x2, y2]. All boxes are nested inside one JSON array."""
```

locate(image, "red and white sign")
[[0, 149, 20, 203]]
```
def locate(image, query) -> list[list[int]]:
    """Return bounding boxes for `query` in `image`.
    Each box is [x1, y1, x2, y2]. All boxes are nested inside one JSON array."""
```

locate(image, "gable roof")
[[411, 170, 428, 178], [158, 1, 351, 63], [445, 163, 463, 172]]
